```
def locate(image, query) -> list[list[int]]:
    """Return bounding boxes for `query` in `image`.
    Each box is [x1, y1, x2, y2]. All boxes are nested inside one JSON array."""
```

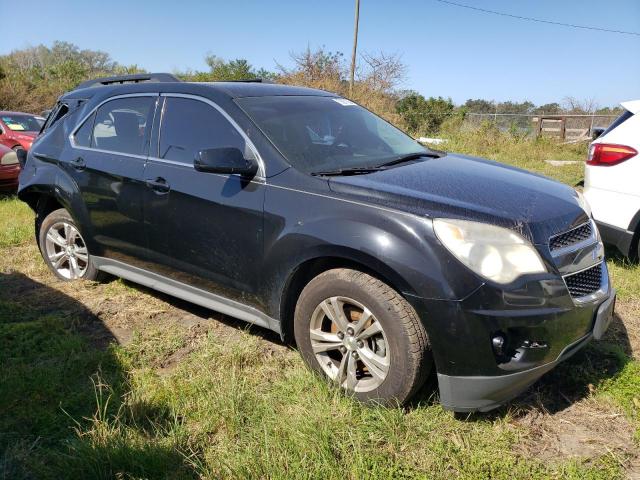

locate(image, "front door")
[[143, 95, 265, 308]]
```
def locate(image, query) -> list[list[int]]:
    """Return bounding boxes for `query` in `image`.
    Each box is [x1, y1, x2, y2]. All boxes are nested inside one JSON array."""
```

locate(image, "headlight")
[[433, 218, 546, 284]]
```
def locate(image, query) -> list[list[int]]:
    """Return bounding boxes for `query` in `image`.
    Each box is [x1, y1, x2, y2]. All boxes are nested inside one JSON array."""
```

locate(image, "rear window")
[[601, 110, 633, 137]]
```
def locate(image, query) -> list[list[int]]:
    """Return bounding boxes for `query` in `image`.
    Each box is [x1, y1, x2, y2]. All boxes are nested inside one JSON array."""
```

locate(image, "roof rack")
[[76, 73, 180, 90], [219, 78, 264, 83]]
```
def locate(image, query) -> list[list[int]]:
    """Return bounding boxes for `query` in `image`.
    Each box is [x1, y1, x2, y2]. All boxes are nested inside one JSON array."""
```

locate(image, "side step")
[[92, 256, 280, 333]]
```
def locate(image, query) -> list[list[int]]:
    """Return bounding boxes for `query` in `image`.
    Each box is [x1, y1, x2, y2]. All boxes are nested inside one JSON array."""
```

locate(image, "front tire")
[[294, 268, 431, 406], [38, 208, 99, 281]]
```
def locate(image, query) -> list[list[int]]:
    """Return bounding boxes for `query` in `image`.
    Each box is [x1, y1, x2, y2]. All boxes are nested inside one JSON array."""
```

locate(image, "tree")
[[0, 41, 143, 112], [396, 93, 454, 135], [180, 55, 276, 82], [533, 103, 562, 115], [463, 98, 495, 113]]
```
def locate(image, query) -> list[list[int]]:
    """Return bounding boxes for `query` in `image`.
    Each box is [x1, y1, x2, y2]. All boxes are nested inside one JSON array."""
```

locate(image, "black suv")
[[18, 74, 616, 412]]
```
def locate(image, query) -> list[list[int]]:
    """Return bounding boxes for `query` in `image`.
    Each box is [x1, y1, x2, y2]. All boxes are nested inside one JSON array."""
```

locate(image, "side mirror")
[[591, 127, 606, 140], [194, 147, 258, 177], [16, 148, 27, 167]]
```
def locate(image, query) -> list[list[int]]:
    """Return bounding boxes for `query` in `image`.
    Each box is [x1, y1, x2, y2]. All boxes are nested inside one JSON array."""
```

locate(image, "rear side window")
[[91, 97, 154, 155], [74, 112, 96, 147], [601, 110, 633, 137], [159, 97, 250, 164]]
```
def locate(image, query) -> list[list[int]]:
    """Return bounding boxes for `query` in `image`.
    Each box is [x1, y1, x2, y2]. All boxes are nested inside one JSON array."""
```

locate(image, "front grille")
[[549, 222, 593, 252], [564, 263, 603, 298]]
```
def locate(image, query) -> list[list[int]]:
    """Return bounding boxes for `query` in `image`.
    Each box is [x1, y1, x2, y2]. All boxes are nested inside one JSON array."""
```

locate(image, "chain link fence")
[[462, 113, 618, 141]]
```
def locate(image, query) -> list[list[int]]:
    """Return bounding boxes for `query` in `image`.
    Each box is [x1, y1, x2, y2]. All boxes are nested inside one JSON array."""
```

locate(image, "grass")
[[0, 195, 33, 247], [0, 131, 638, 479]]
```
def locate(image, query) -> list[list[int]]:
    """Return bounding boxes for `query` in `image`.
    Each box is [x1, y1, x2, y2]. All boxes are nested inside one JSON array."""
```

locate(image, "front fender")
[[262, 181, 483, 317]]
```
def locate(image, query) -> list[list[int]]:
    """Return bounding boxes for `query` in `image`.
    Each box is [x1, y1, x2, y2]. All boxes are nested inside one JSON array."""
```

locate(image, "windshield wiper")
[[310, 150, 446, 176], [375, 151, 445, 169], [310, 166, 383, 176]]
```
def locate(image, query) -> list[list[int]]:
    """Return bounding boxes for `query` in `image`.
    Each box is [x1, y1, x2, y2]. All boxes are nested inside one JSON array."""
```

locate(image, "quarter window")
[[159, 97, 251, 164], [91, 97, 154, 155]]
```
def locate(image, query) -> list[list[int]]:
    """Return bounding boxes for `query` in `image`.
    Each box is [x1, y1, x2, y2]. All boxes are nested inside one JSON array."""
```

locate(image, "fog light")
[[492, 335, 505, 356]]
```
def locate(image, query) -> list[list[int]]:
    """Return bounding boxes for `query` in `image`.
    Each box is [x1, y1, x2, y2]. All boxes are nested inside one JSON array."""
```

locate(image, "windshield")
[[236, 96, 427, 174], [1, 114, 44, 132]]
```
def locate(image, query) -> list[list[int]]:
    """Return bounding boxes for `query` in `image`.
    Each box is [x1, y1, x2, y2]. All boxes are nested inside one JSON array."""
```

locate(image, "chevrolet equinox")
[[17, 74, 616, 412]]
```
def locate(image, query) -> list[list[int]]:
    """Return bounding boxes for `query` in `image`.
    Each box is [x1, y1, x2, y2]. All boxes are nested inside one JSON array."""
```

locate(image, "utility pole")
[[349, 0, 360, 97]]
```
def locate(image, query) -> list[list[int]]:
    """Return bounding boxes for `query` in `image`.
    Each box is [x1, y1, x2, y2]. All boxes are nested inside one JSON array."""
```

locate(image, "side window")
[[159, 97, 251, 164], [92, 97, 154, 155], [73, 112, 96, 148]]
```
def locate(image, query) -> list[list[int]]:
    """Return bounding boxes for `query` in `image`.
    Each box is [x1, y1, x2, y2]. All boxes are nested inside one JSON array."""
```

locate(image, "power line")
[[435, 0, 640, 37]]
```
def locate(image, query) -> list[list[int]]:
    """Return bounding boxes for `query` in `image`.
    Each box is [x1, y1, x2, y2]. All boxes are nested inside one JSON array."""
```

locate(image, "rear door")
[[143, 94, 266, 308], [67, 94, 158, 266]]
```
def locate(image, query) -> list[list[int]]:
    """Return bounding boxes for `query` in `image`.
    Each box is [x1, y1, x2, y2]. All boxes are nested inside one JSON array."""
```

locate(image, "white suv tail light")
[[587, 143, 638, 166]]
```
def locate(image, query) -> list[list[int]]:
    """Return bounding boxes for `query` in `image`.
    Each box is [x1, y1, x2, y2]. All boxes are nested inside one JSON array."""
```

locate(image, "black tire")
[[38, 208, 100, 281], [11, 145, 25, 153], [294, 268, 432, 406]]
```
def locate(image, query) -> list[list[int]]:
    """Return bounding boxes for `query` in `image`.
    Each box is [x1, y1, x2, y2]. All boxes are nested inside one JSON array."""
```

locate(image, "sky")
[[0, 0, 638, 107]]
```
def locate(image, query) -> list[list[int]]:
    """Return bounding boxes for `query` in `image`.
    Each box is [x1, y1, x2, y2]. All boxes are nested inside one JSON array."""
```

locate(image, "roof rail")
[[219, 78, 265, 83], [76, 73, 181, 90]]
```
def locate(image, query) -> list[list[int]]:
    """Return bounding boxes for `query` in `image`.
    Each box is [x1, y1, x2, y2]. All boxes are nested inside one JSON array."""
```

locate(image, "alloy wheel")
[[309, 296, 390, 392], [44, 221, 89, 279]]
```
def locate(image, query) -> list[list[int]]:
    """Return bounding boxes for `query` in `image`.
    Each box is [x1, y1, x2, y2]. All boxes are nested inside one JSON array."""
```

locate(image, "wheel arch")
[[278, 249, 418, 344]]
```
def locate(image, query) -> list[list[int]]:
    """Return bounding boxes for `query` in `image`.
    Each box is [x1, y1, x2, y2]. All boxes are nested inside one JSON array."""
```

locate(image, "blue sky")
[[1, 0, 638, 107]]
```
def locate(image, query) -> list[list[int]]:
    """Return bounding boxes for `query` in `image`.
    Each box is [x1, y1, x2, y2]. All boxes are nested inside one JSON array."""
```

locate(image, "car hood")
[[327, 153, 588, 244]]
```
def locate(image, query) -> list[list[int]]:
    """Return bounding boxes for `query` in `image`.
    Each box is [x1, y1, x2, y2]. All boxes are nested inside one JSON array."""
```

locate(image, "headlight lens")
[[433, 218, 546, 284]]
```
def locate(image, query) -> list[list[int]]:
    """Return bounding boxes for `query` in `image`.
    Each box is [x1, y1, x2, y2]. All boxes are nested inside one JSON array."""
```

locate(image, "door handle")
[[145, 177, 170, 194], [70, 156, 86, 171]]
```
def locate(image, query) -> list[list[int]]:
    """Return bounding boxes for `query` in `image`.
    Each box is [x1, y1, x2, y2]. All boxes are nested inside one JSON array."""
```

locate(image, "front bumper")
[[408, 264, 616, 412]]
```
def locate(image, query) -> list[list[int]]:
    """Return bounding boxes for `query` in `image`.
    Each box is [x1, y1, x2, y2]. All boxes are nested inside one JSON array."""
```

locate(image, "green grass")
[[1, 131, 639, 478], [0, 195, 33, 247]]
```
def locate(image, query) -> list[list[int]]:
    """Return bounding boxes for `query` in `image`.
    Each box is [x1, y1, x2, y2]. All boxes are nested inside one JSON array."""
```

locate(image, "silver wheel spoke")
[[75, 252, 89, 262], [52, 253, 69, 269], [312, 340, 343, 353], [346, 355, 358, 390], [320, 297, 349, 332], [357, 321, 383, 340], [48, 250, 66, 263], [47, 230, 67, 247], [336, 354, 349, 385], [358, 346, 389, 380], [351, 307, 372, 335], [69, 256, 80, 279], [64, 223, 72, 243]]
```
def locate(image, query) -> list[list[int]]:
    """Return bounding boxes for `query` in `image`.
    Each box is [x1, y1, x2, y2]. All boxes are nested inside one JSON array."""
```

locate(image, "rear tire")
[[38, 208, 100, 281], [294, 268, 431, 406]]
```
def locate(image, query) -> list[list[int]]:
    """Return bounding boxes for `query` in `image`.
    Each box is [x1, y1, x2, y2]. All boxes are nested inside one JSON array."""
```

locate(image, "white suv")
[[584, 100, 640, 260]]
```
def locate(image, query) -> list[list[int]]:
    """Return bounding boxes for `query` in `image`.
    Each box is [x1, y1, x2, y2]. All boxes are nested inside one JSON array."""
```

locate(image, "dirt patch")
[[611, 299, 640, 360], [516, 400, 638, 472]]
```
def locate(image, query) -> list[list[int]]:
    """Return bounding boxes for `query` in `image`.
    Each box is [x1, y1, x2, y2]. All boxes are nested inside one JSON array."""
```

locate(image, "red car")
[[0, 144, 20, 191], [0, 111, 45, 152]]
